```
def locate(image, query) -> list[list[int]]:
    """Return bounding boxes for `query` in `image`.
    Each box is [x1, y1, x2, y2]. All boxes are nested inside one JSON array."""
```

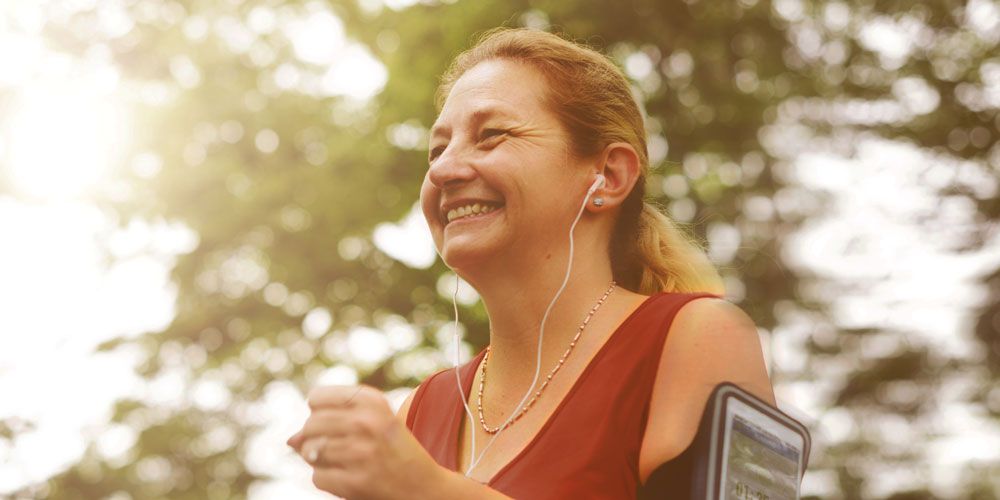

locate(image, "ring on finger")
[[304, 436, 329, 466]]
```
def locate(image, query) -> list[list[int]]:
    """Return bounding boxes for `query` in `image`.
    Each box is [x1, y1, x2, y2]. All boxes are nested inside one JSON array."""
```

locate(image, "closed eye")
[[481, 128, 508, 140], [429, 129, 507, 162]]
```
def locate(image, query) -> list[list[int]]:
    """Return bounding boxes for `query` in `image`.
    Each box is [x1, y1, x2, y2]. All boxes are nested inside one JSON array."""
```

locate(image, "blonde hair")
[[436, 27, 725, 295]]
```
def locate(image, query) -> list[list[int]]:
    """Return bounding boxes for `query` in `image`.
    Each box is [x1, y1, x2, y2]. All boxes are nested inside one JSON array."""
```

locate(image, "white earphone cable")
[[454, 177, 602, 477]]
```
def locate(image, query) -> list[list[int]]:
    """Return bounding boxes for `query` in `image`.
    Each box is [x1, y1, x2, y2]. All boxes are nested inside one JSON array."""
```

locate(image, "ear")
[[589, 142, 641, 212]]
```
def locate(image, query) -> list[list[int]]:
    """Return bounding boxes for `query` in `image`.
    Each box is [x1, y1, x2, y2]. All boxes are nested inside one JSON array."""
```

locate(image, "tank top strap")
[[406, 347, 488, 471], [603, 291, 724, 435]]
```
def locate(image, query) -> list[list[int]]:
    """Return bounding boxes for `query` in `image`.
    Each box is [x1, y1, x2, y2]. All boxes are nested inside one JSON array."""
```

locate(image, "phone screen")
[[718, 398, 804, 500]]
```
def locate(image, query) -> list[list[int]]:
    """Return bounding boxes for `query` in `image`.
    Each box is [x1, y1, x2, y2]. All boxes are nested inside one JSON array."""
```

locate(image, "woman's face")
[[420, 59, 590, 272]]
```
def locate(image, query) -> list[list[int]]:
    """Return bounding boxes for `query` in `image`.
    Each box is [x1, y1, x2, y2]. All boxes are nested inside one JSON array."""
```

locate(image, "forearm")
[[426, 467, 513, 499]]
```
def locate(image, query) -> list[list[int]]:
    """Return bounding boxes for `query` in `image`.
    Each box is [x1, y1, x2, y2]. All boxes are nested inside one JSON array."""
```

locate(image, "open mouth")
[[444, 202, 504, 226]]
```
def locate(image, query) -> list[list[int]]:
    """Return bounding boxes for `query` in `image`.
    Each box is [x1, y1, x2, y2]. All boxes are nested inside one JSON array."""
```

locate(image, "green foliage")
[[8, 0, 997, 498]]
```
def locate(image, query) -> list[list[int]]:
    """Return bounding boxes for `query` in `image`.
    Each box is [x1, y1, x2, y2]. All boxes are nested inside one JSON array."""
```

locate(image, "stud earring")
[[592, 197, 605, 207]]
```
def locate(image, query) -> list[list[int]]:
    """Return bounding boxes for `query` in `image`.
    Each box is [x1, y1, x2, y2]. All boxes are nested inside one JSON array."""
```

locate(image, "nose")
[[426, 145, 477, 189]]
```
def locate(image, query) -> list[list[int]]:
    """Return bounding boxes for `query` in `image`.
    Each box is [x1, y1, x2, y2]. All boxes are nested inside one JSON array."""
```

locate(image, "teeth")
[[446, 203, 499, 223]]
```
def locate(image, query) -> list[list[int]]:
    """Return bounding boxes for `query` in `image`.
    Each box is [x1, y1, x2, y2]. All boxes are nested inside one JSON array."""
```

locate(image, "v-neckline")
[[451, 292, 666, 486]]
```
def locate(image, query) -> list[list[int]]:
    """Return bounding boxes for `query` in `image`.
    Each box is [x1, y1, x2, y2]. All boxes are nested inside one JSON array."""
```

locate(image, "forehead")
[[431, 59, 552, 137]]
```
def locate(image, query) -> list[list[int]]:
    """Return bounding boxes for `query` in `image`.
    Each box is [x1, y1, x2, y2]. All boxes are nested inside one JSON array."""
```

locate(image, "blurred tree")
[[763, 1, 1000, 497], [7, 0, 997, 498]]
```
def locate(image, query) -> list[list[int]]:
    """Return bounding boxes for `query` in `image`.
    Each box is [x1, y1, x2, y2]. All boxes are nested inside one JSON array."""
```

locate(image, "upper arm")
[[640, 297, 775, 480], [665, 297, 775, 406]]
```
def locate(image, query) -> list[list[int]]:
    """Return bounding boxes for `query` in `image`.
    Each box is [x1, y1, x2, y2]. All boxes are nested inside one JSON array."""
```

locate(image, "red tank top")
[[405, 291, 722, 499]]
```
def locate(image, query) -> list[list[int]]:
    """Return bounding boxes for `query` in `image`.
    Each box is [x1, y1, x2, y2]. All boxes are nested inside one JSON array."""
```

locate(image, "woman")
[[287, 28, 776, 499]]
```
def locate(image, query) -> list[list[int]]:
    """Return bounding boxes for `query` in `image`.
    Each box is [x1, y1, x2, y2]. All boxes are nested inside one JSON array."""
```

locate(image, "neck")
[[463, 231, 618, 389]]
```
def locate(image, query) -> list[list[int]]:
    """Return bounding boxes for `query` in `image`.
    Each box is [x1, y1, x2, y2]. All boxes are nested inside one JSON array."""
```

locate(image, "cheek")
[[418, 181, 440, 228]]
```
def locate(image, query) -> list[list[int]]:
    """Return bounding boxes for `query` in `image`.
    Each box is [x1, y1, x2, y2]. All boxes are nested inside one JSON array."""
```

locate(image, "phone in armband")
[[690, 382, 812, 500]]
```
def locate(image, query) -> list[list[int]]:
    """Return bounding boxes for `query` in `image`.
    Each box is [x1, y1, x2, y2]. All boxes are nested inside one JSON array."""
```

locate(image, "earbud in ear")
[[588, 174, 606, 194]]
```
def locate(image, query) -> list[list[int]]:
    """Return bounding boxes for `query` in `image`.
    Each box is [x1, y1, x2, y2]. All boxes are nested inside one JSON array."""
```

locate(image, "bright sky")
[[1, 1, 998, 499], [0, 1, 388, 497]]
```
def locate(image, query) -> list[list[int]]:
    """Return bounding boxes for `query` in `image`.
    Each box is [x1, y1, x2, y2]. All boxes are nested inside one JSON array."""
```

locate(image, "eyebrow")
[[430, 106, 518, 140]]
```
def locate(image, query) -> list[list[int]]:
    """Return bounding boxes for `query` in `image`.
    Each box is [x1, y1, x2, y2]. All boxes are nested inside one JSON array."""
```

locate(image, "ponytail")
[[631, 202, 725, 295]]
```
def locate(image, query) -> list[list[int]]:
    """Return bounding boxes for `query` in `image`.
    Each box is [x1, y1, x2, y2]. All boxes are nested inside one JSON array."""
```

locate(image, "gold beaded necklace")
[[476, 281, 617, 434]]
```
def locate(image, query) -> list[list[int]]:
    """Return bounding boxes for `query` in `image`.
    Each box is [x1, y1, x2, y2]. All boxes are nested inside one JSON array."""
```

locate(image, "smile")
[[446, 203, 503, 225]]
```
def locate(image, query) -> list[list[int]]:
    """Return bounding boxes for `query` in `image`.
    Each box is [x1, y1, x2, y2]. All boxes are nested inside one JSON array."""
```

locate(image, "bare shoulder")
[[665, 297, 774, 402], [638, 296, 776, 483], [395, 388, 418, 424]]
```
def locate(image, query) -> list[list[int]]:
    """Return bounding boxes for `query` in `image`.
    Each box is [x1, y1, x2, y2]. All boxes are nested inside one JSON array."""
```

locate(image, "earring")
[[592, 196, 604, 207]]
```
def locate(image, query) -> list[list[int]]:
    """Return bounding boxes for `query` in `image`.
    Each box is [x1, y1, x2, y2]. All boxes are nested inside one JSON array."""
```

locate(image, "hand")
[[286, 384, 446, 500]]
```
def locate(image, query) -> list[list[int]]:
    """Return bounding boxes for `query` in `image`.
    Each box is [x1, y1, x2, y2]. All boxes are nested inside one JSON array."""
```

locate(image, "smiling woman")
[[288, 27, 775, 499]]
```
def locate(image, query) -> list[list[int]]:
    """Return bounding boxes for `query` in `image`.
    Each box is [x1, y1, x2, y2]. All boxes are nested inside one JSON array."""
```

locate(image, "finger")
[[311, 462, 359, 497], [287, 430, 304, 451], [302, 435, 328, 465], [290, 406, 357, 452], [307, 384, 368, 410], [299, 407, 356, 441], [301, 435, 353, 468]]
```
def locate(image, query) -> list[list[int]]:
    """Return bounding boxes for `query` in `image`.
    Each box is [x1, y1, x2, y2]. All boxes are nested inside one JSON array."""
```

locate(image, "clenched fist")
[[286, 384, 446, 500]]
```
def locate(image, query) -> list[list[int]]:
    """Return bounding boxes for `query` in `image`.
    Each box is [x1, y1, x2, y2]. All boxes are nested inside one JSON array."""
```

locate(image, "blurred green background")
[[1, 0, 998, 498]]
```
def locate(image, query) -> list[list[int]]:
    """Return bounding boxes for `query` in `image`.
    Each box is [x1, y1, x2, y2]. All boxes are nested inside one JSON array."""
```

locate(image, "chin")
[[439, 240, 499, 274]]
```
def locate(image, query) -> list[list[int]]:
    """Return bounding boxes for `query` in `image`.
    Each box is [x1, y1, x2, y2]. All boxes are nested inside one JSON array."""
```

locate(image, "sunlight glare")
[[3, 85, 128, 199]]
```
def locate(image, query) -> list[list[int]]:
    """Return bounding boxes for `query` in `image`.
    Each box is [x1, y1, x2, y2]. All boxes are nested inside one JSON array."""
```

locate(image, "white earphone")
[[450, 172, 606, 478], [588, 173, 606, 195]]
